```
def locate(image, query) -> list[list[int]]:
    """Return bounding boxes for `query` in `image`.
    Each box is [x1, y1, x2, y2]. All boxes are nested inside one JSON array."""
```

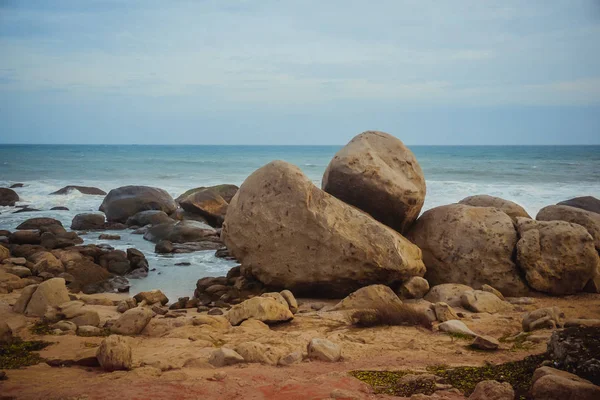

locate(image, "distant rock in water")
[[0, 188, 19, 206], [50, 185, 107, 195], [558, 196, 600, 215], [126, 210, 173, 227], [322, 131, 426, 234], [143, 220, 218, 244], [9, 183, 24, 188], [12, 207, 40, 213], [99, 185, 177, 223], [458, 194, 531, 222], [51, 206, 69, 211], [407, 203, 528, 296], [222, 160, 425, 297], [17, 217, 63, 230]]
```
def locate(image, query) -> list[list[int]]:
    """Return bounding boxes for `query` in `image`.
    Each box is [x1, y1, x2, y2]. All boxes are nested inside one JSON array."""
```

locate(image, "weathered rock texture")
[[322, 131, 426, 234], [96, 335, 132, 371], [537, 205, 600, 250], [459, 194, 531, 222], [516, 218, 599, 295], [222, 160, 425, 297], [408, 204, 528, 296]]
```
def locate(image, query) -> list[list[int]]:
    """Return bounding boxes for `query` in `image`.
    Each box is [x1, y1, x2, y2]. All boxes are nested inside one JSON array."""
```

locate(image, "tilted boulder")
[[558, 196, 600, 215], [459, 194, 531, 222], [408, 204, 528, 296], [332, 284, 402, 310], [176, 184, 239, 203], [110, 307, 154, 335], [222, 160, 425, 296], [537, 205, 600, 250], [24, 278, 70, 317], [179, 189, 229, 227], [516, 218, 599, 295], [322, 131, 426, 233], [99, 185, 177, 223]]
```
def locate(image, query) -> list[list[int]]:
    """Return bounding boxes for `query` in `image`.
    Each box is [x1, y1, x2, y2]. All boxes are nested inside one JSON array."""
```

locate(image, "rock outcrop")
[[222, 160, 425, 296], [99, 186, 177, 223], [408, 204, 527, 296], [516, 218, 599, 295], [459, 194, 531, 222], [322, 131, 426, 233]]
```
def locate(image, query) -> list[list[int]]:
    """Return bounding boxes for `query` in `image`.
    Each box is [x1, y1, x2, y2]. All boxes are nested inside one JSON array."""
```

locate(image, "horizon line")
[[1, 143, 600, 147]]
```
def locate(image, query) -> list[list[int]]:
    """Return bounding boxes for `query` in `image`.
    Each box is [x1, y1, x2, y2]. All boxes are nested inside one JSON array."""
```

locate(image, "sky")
[[1, 0, 599, 145]]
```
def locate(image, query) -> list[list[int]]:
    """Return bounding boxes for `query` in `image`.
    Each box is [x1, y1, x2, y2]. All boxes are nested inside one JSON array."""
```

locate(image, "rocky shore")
[[1, 131, 600, 399]]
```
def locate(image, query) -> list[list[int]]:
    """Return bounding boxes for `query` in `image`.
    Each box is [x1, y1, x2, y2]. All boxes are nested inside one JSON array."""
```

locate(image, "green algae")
[[0, 339, 52, 369], [350, 353, 546, 399], [29, 321, 56, 335]]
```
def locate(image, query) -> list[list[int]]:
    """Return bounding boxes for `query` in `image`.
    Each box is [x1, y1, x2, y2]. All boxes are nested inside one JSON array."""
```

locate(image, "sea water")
[[1, 144, 599, 300]]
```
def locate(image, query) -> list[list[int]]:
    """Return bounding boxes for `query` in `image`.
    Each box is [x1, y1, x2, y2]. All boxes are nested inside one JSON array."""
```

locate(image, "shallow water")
[[1, 144, 599, 300]]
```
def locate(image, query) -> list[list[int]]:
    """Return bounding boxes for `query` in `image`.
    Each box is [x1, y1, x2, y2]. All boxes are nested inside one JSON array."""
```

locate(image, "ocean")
[[1, 144, 599, 301]]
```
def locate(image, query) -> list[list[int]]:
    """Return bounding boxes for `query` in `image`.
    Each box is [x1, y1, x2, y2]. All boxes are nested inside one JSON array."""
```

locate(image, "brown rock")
[[16, 217, 63, 230], [29, 251, 64, 275], [225, 296, 294, 326], [522, 307, 564, 332], [71, 213, 106, 230], [51, 186, 106, 195], [424, 283, 473, 307], [96, 335, 132, 371], [468, 380, 514, 400], [531, 367, 600, 400], [460, 290, 512, 314], [0, 245, 10, 262], [471, 335, 500, 351], [537, 205, 600, 250], [408, 204, 528, 296], [398, 276, 429, 299], [180, 189, 229, 227], [222, 160, 425, 296], [99, 185, 177, 223], [24, 278, 70, 317], [134, 290, 169, 305], [0, 188, 19, 206], [126, 210, 173, 227], [13, 284, 38, 313], [322, 131, 426, 233], [459, 194, 530, 222], [516, 218, 599, 295], [332, 284, 402, 310], [558, 196, 600, 214]]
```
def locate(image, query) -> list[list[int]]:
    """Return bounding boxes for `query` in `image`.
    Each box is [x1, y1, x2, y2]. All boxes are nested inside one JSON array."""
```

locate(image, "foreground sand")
[[1, 288, 599, 400]]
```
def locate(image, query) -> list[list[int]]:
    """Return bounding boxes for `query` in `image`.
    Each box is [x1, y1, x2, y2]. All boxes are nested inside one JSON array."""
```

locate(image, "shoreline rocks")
[[222, 160, 425, 297], [322, 131, 426, 234], [51, 186, 107, 196], [99, 185, 177, 223]]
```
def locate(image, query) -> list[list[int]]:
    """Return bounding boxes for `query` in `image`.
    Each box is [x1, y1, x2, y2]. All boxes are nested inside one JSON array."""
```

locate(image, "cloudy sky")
[[1, 0, 599, 144]]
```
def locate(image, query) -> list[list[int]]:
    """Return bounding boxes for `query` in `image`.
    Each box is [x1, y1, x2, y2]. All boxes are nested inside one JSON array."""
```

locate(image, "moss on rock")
[[0, 339, 52, 369]]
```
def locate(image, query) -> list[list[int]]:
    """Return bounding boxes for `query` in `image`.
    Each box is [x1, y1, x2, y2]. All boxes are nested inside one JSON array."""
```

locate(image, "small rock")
[[438, 320, 478, 337], [24, 278, 70, 317], [307, 338, 341, 362], [225, 297, 293, 326], [471, 335, 500, 351], [208, 348, 244, 367], [99, 234, 121, 240], [330, 388, 361, 399], [133, 289, 168, 305], [469, 380, 514, 400], [399, 276, 430, 299], [278, 351, 302, 366], [460, 290, 512, 313], [3, 257, 27, 265], [208, 308, 223, 315], [506, 297, 535, 305], [280, 290, 298, 314], [96, 335, 132, 371], [77, 325, 104, 337], [433, 302, 459, 322], [52, 321, 77, 332], [481, 284, 505, 301], [110, 307, 153, 335], [209, 371, 227, 381], [522, 307, 564, 332]]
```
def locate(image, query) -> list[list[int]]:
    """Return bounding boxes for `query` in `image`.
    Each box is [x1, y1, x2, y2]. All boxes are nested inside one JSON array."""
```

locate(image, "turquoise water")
[[1, 144, 599, 300]]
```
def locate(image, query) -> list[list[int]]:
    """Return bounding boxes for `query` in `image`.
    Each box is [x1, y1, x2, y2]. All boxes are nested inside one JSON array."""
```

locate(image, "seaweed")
[[350, 353, 547, 399], [0, 339, 52, 369]]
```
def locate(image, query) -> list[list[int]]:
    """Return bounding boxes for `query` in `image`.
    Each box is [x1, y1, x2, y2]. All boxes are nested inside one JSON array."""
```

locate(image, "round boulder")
[[0, 188, 19, 206], [99, 186, 177, 223], [459, 194, 531, 222], [96, 335, 132, 371], [516, 218, 598, 295], [407, 204, 528, 296], [16, 217, 63, 230], [222, 160, 425, 297], [322, 131, 426, 234]]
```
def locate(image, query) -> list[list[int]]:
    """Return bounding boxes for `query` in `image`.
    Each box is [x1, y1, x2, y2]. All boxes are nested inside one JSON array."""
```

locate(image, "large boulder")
[[143, 220, 218, 244], [222, 161, 425, 296], [16, 217, 63, 230], [537, 205, 600, 250], [322, 131, 426, 233], [225, 297, 294, 326], [50, 186, 106, 195], [71, 213, 106, 230], [458, 194, 531, 222], [96, 335, 132, 371], [99, 186, 177, 223], [516, 218, 598, 295], [558, 196, 600, 215], [24, 278, 70, 317], [407, 204, 528, 296], [179, 190, 228, 227], [29, 251, 65, 275], [64, 259, 111, 292], [0, 188, 19, 206], [126, 210, 173, 227]]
